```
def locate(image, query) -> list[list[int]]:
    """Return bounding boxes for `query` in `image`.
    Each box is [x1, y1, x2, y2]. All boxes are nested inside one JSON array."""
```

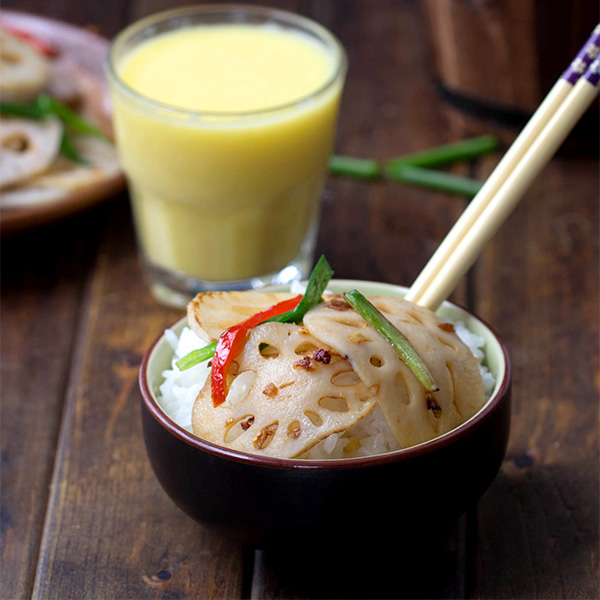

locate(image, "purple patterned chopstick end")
[[562, 24, 600, 85], [583, 58, 600, 88]]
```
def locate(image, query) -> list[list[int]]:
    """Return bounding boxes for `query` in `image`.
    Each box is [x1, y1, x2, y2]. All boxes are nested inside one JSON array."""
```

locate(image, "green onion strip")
[[385, 135, 498, 170], [328, 135, 498, 197], [328, 155, 381, 180], [175, 341, 218, 371], [384, 164, 483, 198], [343, 289, 439, 393]]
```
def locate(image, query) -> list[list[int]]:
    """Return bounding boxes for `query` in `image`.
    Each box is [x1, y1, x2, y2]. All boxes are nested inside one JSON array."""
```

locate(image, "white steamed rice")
[[157, 315, 496, 459]]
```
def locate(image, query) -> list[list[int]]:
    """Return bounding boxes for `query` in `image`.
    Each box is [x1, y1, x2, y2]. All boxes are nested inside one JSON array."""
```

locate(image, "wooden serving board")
[[0, 11, 125, 234]]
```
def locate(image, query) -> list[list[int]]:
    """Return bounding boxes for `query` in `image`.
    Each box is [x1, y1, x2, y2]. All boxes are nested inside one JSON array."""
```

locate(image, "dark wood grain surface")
[[1, 1, 598, 599]]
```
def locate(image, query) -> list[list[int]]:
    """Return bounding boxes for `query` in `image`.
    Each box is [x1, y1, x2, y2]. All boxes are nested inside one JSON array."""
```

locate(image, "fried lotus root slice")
[[1, 136, 121, 208], [0, 116, 62, 189], [187, 291, 297, 341], [0, 30, 50, 102], [303, 296, 485, 448], [27, 136, 119, 187], [192, 322, 377, 458]]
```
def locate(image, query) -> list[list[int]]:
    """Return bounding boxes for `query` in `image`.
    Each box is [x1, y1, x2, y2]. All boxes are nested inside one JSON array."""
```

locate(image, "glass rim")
[[106, 3, 348, 120]]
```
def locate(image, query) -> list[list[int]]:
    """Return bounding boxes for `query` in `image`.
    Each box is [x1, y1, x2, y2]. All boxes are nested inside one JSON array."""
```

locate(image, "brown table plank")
[[0, 2, 133, 597], [0, 208, 107, 599], [251, 518, 470, 600], [470, 154, 599, 599], [317, 0, 473, 290], [29, 201, 247, 599]]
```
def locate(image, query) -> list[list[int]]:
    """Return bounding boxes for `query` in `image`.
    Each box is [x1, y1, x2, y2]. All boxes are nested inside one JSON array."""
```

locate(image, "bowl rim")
[[139, 281, 511, 470]]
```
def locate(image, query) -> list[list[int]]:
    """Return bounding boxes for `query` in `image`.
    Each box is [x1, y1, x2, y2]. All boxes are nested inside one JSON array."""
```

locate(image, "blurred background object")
[[422, 0, 599, 149]]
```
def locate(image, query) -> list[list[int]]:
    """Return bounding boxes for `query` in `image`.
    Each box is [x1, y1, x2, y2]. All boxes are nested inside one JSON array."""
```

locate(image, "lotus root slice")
[[303, 296, 485, 448], [192, 322, 377, 458]]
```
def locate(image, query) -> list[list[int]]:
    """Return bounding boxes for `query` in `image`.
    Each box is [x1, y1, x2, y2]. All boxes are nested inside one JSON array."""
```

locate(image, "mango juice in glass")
[[107, 5, 346, 307]]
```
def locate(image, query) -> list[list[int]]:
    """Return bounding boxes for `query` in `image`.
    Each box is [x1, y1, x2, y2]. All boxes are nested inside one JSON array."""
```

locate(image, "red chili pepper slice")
[[3, 25, 57, 56], [211, 295, 302, 407]]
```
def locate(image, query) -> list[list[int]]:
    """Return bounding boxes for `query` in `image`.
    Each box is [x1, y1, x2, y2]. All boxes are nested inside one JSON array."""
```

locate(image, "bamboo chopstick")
[[415, 57, 600, 311], [405, 24, 600, 307]]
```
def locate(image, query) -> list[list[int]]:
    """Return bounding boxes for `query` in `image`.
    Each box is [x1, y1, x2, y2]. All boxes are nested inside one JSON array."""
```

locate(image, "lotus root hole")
[[1, 50, 21, 64], [347, 332, 373, 344], [318, 396, 349, 412], [253, 422, 278, 450], [224, 415, 255, 443], [3, 134, 29, 152], [334, 317, 365, 328], [259, 343, 280, 359], [437, 336, 458, 351], [446, 362, 461, 416], [287, 420, 302, 439], [279, 380, 295, 389], [394, 371, 411, 404], [227, 370, 256, 405], [331, 370, 361, 386], [373, 300, 393, 313], [304, 410, 323, 426], [407, 311, 425, 325], [294, 341, 318, 356], [369, 355, 384, 367]]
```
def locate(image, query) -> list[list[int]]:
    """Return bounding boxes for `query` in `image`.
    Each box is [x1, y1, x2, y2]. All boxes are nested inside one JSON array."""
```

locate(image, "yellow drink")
[[120, 26, 335, 113], [108, 7, 346, 303]]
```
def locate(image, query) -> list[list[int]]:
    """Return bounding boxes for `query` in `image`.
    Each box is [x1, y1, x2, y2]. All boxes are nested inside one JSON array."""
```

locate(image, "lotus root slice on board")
[[303, 296, 485, 448], [0, 30, 50, 102], [192, 322, 377, 458], [1, 133, 121, 208], [0, 116, 62, 189]]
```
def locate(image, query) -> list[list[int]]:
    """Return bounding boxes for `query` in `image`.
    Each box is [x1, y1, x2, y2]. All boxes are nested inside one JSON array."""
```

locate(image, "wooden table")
[[2, 1, 598, 598]]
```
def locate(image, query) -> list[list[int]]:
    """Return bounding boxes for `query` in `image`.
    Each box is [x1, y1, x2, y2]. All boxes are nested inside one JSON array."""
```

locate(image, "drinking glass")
[[107, 5, 346, 307]]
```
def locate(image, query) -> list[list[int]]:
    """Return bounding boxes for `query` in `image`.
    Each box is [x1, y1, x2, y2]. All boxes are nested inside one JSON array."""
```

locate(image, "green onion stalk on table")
[[328, 134, 499, 197]]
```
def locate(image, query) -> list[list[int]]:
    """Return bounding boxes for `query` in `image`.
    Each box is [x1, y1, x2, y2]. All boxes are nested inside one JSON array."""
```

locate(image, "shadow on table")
[[252, 515, 470, 600]]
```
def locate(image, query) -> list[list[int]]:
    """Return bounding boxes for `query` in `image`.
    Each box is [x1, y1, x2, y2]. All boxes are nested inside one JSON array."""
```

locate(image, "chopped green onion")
[[36, 94, 107, 139], [329, 155, 381, 180], [175, 341, 218, 371], [269, 255, 334, 325], [343, 289, 439, 393], [329, 136, 498, 190], [59, 132, 88, 165], [384, 164, 482, 198], [0, 100, 45, 119], [176, 256, 334, 371], [385, 135, 498, 170]]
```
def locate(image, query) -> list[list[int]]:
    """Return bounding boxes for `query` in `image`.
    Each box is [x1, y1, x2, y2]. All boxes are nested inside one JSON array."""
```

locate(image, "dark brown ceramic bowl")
[[139, 281, 511, 547]]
